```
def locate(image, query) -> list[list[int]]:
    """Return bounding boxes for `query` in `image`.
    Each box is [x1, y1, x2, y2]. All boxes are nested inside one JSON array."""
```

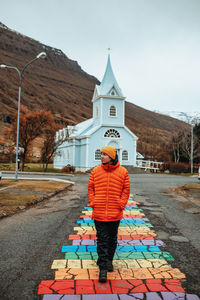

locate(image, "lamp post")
[[0, 52, 47, 180], [191, 123, 194, 174]]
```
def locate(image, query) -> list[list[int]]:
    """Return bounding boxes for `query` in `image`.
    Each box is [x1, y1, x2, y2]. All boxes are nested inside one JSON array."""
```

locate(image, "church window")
[[59, 130, 64, 140], [111, 90, 115, 96], [96, 106, 98, 117], [56, 150, 62, 159], [122, 150, 128, 161], [95, 149, 101, 160], [109, 105, 116, 117], [104, 129, 120, 138], [67, 150, 69, 160]]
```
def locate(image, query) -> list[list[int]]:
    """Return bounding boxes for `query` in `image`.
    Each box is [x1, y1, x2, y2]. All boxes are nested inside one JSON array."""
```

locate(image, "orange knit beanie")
[[101, 146, 116, 160]]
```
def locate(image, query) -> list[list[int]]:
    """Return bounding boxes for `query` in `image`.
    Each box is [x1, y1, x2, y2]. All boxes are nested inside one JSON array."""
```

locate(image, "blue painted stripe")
[[84, 206, 143, 211], [77, 219, 146, 224], [78, 223, 153, 228], [61, 245, 161, 253]]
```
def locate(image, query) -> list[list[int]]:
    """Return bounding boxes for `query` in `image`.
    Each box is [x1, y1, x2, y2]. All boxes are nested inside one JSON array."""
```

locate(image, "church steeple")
[[92, 54, 126, 127], [92, 55, 124, 101], [98, 54, 123, 96]]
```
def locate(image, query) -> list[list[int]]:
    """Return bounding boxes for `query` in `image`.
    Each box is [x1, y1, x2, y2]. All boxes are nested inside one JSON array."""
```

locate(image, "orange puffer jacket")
[[88, 161, 130, 221]]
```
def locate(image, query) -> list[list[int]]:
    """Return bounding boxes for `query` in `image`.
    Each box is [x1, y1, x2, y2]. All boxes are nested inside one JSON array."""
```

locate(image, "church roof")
[[97, 54, 124, 97], [68, 117, 101, 139], [69, 118, 94, 137]]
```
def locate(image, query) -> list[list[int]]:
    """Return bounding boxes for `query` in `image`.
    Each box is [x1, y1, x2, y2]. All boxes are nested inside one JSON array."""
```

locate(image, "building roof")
[[68, 118, 94, 137], [97, 54, 124, 97], [136, 152, 144, 159]]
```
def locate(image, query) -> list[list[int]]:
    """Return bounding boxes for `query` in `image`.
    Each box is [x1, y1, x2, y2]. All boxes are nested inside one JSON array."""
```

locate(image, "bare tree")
[[180, 131, 191, 161], [41, 121, 69, 172], [170, 132, 183, 162], [11, 107, 54, 170]]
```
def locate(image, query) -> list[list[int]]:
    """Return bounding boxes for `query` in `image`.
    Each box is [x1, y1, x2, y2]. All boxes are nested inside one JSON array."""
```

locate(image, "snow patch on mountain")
[[154, 110, 200, 124]]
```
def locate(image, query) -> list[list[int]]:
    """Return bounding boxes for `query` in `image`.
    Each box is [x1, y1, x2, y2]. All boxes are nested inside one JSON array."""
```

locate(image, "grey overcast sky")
[[1, 0, 200, 113]]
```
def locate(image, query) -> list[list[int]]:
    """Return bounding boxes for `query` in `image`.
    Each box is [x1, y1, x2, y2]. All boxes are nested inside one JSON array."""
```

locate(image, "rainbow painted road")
[[37, 194, 200, 299]]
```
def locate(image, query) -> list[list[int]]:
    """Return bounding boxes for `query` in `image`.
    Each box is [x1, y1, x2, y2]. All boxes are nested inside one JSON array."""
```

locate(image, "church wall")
[[73, 138, 88, 168], [75, 143, 80, 167], [54, 140, 75, 169], [54, 125, 137, 170], [117, 129, 137, 166], [101, 98, 124, 126], [87, 127, 137, 168], [92, 101, 100, 126], [78, 143, 86, 167], [87, 128, 107, 168]]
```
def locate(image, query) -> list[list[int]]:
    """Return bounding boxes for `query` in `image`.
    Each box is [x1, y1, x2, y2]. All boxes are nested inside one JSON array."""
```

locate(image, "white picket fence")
[[136, 160, 163, 172]]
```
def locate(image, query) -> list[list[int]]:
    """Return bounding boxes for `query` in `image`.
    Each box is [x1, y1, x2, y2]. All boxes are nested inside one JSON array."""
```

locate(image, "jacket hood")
[[112, 153, 119, 165], [101, 160, 120, 171]]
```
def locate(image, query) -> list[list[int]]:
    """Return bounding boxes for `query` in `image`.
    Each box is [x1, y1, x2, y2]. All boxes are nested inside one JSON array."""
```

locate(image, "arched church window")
[[111, 90, 115, 96], [96, 106, 98, 117], [104, 129, 120, 138], [122, 150, 128, 161], [67, 150, 69, 160], [95, 149, 101, 160], [109, 105, 116, 117]]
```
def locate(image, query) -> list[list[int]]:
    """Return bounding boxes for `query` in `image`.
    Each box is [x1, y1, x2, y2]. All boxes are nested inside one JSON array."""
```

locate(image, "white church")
[[54, 55, 138, 171]]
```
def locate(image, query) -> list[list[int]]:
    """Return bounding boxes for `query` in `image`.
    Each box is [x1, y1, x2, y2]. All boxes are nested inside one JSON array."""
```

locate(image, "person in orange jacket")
[[88, 145, 130, 283]]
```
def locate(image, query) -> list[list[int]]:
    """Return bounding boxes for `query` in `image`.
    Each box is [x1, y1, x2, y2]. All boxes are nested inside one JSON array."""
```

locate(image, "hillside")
[[0, 22, 190, 159]]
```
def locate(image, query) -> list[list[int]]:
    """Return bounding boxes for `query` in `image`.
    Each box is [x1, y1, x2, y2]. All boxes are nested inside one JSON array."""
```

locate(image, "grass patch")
[[0, 180, 16, 188], [0, 163, 62, 173], [13, 180, 68, 193], [160, 172, 198, 176], [182, 184, 200, 190], [0, 193, 39, 215], [0, 179, 69, 216]]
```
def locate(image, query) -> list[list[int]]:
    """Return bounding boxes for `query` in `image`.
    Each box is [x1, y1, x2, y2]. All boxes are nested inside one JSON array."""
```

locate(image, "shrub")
[[61, 165, 75, 173], [160, 162, 190, 173]]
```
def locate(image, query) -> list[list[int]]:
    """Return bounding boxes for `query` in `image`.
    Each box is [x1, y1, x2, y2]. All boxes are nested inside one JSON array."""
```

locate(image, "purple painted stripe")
[[119, 294, 144, 299], [161, 292, 200, 300], [72, 239, 165, 247], [72, 240, 95, 245], [118, 240, 165, 247], [43, 296, 81, 300], [43, 296, 62, 300], [42, 294, 200, 300], [82, 295, 118, 300], [161, 292, 185, 299], [186, 295, 200, 300], [146, 292, 162, 300]]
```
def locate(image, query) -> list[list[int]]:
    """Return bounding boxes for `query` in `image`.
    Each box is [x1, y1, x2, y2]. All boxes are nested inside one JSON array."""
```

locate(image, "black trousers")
[[94, 220, 120, 270]]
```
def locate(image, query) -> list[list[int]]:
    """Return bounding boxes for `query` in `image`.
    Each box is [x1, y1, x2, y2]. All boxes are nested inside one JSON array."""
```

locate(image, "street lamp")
[[191, 123, 194, 174], [0, 52, 47, 180]]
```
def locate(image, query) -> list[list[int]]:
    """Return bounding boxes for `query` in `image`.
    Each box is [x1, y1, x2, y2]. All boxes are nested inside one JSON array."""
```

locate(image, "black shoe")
[[99, 269, 107, 283], [107, 261, 114, 272]]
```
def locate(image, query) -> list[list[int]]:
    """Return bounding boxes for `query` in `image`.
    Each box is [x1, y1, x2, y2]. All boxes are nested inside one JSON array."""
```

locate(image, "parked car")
[[198, 167, 200, 180]]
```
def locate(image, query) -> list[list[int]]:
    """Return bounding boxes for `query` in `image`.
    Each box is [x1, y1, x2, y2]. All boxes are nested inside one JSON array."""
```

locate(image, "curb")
[[1, 171, 74, 176]]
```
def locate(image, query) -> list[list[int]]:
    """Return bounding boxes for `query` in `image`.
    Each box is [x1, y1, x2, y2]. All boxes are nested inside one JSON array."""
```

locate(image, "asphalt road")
[[0, 173, 199, 299]]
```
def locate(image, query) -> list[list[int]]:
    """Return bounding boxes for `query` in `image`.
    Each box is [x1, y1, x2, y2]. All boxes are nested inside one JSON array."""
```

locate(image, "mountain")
[[0, 22, 190, 160], [154, 110, 200, 125]]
